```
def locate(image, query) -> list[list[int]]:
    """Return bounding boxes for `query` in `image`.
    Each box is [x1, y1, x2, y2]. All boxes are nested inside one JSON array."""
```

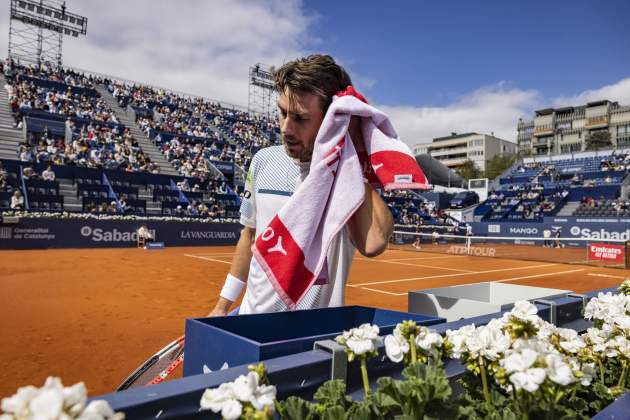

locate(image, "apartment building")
[[413, 132, 516, 171]]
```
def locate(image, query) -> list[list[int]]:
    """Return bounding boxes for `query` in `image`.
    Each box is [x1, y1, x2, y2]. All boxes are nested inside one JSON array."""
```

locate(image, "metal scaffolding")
[[8, 0, 88, 68], [248, 63, 277, 118]]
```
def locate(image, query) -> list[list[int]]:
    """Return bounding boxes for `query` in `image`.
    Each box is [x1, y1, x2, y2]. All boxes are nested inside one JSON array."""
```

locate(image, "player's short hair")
[[272, 54, 352, 113]]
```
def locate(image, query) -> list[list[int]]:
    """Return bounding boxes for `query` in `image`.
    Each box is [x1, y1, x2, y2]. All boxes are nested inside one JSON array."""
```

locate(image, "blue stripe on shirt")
[[257, 189, 293, 197]]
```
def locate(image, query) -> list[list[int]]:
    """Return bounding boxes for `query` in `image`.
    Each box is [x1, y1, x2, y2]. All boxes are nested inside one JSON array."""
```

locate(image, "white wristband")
[[220, 274, 246, 302]]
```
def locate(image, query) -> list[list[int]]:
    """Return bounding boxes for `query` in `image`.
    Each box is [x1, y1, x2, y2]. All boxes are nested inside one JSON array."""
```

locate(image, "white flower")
[[556, 328, 586, 354], [502, 347, 547, 394], [614, 315, 630, 333], [569, 358, 596, 386], [231, 372, 256, 403], [251, 383, 276, 411], [200, 371, 276, 416], [29, 389, 64, 419], [336, 323, 380, 355], [1, 385, 39, 415], [509, 300, 540, 323], [200, 382, 237, 413], [63, 382, 87, 416], [510, 368, 546, 392], [221, 399, 243, 420], [536, 322, 558, 341], [77, 400, 118, 419], [415, 327, 443, 353], [610, 335, 630, 359], [544, 354, 575, 386], [465, 325, 510, 361], [584, 327, 611, 354], [585, 292, 626, 323], [501, 348, 538, 374], [384, 326, 409, 363], [445, 324, 476, 359], [580, 363, 597, 386]]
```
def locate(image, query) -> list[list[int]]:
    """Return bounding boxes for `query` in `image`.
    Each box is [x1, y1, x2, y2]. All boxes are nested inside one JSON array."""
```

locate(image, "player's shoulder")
[[250, 146, 287, 171]]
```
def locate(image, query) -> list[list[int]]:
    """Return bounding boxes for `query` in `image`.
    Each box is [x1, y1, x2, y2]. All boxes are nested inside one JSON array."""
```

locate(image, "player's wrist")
[[219, 273, 246, 302]]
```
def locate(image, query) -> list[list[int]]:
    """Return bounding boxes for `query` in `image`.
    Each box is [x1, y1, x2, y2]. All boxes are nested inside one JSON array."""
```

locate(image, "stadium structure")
[[1, 2, 630, 419]]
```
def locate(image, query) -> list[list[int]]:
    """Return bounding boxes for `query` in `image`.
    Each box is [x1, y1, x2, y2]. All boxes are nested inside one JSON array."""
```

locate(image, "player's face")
[[277, 91, 325, 162]]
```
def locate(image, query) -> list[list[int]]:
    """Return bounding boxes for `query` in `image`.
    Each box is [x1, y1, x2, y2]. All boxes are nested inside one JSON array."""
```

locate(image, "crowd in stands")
[[599, 151, 630, 171], [109, 80, 279, 174], [3, 58, 101, 87], [3, 60, 160, 174], [576, 196, 630, 217], [15, 124, 160, 173], [7, 73, 116, 128]]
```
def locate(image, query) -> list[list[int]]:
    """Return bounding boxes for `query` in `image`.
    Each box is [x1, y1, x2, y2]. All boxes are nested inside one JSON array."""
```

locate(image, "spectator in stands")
[[42, 166, 55, 181], [107, 201, 118, 213], [174, 204, 185, 216], [99, 202, 108, 213], [85, 202, 97, 213], [119, 196, 130, 213], [198, 202, 210, 217], [10, 190, 24, 210], [22, 166, 38, 180], [177, 179, 190, 191], [604, 175, 613, 184]]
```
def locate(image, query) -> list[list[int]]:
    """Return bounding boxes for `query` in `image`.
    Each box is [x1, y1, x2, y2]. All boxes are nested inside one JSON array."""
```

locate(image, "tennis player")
[[208, 54, 394, 316]]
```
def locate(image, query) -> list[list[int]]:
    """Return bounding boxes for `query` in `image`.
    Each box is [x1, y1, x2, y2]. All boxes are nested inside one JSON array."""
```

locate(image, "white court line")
[[192, 253, 235, 257], [387, 255, 468, 261], [184, 254, 232, 265], [350, 268, 585, 297], [358, 255, 467, 262], [350, 263, 558, 287], [588, 273, 627, 280], [350, 286, 403, 296], [355, 257, 474, 273]]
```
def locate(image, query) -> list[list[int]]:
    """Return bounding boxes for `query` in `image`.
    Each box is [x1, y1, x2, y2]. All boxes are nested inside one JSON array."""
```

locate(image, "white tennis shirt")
[[238, 146, 356, 314]]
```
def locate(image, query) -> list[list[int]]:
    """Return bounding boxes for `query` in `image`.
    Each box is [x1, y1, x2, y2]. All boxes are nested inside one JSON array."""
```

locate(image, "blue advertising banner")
[[0, 218, 241, 249], [473, 216, 630, 241]]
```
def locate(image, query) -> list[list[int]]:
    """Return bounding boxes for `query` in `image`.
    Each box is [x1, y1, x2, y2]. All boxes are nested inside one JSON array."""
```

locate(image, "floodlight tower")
[[248, 63, 277, 117], [8, 0, 88, 68]]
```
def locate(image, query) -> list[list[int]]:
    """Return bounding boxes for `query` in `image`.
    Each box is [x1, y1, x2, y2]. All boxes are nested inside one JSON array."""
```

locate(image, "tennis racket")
[[116, 306, 239, 391], [116, 335, 185, 391]]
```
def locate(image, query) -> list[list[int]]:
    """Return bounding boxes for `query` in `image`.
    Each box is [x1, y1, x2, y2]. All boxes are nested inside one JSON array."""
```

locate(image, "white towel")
[[252, 87, 428, 309]]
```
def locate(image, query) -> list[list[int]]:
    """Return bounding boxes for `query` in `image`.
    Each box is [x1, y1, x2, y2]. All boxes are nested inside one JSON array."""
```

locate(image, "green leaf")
[[320, 405, 346, 420], [314, 380, 352, 408], [276, 396, 314, 420]]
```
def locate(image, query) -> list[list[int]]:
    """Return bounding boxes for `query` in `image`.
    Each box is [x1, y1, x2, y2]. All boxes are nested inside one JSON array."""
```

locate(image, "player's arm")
[[346, 116, 394, 257], [347, 183, 394, 257], [208, 226, 255, 316]]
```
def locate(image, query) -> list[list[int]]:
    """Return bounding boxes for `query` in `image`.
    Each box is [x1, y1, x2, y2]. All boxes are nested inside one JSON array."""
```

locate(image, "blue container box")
[[183, 305, 444, 376]]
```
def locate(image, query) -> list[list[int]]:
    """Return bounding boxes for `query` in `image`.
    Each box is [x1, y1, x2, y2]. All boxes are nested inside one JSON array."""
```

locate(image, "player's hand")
[[207, 297, 231, 317], [349, 116, 365, 153]]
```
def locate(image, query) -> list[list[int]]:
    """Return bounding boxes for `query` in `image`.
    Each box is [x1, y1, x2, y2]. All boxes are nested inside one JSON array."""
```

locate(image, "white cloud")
[[381, 77, 630, 148], [0, 0, 315, 106], [1, 2, 629, 150], [552, 77, 630, 107], [380, 83, 541, 146]]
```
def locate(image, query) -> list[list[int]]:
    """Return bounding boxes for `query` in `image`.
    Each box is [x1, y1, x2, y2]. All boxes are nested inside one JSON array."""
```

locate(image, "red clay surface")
[[0, 245, 627, 397]]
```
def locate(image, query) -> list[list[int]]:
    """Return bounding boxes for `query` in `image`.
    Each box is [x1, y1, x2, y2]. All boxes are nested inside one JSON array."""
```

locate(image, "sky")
[[1, 0, 629, 147]]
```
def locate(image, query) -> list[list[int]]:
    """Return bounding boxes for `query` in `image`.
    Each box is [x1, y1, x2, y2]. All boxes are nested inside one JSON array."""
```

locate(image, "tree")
[[585, 130, 612, 151], [485, 153, 517, 180], [455, 159, 483, 180]]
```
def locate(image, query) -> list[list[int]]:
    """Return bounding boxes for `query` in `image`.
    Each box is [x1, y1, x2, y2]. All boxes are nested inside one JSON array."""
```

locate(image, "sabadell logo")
[[80, 225, 141, 242], [570, 226, 630, 240]]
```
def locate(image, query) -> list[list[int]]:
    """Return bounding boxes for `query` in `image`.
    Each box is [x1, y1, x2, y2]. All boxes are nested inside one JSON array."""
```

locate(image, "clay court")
[[0, 245, 627, 398]]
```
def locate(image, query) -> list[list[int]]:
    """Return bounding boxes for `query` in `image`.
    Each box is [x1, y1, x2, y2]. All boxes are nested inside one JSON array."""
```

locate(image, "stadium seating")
[[1, 60, 454, 226], [475, 151, 630, 221]]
